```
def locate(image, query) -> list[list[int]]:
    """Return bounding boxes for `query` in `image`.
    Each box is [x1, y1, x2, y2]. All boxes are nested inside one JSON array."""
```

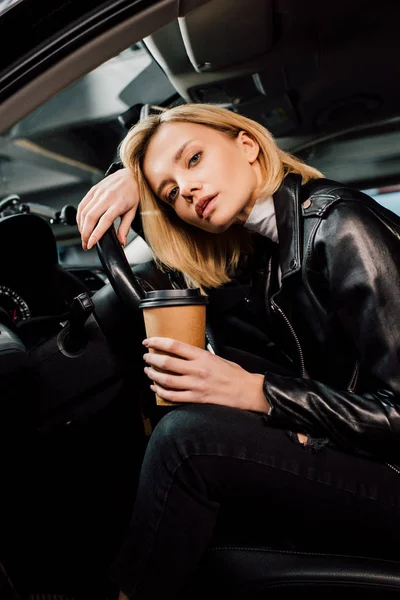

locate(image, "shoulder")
[[301, 177, 400, 230], [302, 177, 370, 212]]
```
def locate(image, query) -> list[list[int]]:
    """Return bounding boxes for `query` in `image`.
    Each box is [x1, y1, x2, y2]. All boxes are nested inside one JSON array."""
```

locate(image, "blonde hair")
[[119, 103, 323, 289]]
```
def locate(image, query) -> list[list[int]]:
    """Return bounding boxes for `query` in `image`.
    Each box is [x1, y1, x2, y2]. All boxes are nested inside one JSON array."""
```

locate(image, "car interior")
[[0, 0, 400, 598]]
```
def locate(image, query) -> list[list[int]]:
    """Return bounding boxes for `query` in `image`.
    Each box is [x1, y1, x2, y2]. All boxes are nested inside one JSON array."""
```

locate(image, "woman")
[[77, 104, 400, 600]]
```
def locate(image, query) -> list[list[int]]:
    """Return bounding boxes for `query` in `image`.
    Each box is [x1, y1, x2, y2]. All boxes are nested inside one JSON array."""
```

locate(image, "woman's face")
[[142, 121, 263, 233]]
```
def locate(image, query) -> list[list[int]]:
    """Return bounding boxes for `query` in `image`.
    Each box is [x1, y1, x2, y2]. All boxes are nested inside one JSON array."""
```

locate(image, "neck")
[[236, 160, 265, 224], [235, 194, 260, 225]]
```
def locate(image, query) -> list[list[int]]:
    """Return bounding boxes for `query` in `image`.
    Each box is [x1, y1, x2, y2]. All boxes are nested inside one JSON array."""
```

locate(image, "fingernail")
[[143, 353, 149, 361], [82, 242, 87, 251], [88, 236, 96, 249], [142, 339, 149, 346]]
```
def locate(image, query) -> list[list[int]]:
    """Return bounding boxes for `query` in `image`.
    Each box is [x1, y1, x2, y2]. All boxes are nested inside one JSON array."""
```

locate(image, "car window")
[[363, 184, 400, 215], [2, 30, 399, 271], [293, 126, 400, 217], [0, 42, 175, 267]]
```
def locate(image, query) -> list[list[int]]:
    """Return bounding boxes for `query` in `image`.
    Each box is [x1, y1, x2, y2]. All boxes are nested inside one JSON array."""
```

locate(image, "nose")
[[180, 179, 202, 203]]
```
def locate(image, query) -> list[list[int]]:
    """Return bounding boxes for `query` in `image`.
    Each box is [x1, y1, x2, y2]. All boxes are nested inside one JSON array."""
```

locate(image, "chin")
[[206, 221, 231, 234], [194, 208, 238, 233], [208, 211, 235, 232], [196, 222, 225, 234]]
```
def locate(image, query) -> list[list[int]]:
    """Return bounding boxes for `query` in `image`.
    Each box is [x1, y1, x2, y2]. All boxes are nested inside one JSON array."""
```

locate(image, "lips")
[[195, 194, 217, 218]]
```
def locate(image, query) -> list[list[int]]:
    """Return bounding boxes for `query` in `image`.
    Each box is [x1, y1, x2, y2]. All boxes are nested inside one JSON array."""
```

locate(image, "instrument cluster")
[[0, 285, 31, 324]]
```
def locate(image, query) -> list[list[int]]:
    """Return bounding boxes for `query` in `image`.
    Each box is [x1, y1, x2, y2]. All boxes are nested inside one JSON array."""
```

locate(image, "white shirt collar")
[[243, 196, 278, 242]]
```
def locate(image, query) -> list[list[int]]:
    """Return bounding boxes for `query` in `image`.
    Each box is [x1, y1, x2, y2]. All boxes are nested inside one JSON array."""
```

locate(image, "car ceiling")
[[142, 0, 400, 182], [1, 0, 400, 241], [146, 0, 400, 137]]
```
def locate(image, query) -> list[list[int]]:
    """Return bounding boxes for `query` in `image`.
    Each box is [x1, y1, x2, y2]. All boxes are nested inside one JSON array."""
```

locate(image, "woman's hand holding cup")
[[76, 167, 138, 250], [142, 336, 269, 414]]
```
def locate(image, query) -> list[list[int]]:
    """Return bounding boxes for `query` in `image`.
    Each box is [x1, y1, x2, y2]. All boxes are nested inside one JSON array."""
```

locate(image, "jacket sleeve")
[[264, 198, 400, 461]]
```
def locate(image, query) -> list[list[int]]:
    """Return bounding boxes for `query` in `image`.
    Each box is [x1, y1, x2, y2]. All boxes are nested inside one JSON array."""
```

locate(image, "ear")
[[237, 130, 259, 163]]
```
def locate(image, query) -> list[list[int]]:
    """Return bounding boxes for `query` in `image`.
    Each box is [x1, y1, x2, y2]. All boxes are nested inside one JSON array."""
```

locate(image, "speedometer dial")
[[0, 285, 31, 323]]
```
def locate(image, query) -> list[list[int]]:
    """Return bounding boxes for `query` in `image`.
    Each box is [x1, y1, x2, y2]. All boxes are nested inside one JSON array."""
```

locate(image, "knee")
[[146, 404, 218, 464], [150, 405, 204, 448]]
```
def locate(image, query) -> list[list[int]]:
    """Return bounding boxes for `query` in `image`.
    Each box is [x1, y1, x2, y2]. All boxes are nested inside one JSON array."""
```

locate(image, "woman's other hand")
[[76, 167, 139, 250], [142, 337, 269, 414]]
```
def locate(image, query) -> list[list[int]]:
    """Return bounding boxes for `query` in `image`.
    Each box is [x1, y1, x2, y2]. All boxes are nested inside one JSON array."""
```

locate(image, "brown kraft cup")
[[138, 289, 209, 406]]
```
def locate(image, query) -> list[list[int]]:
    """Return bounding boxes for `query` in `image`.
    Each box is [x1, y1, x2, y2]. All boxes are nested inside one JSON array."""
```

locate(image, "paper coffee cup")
[[139, 289, 208, 406]]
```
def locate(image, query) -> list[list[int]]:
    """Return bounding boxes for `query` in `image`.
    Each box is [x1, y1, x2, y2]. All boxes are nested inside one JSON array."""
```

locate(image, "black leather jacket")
[[262, 173, 400, 463]]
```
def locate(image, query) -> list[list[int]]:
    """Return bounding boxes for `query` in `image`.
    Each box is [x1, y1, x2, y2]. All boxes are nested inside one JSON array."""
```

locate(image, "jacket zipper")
[[386, 463, 400, 476], [347, 361, 359, 393], [270, 295, 400, 474], [270, 298, 306, 377]]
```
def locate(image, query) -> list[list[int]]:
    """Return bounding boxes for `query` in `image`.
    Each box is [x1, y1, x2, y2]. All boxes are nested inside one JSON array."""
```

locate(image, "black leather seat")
[[188, 545, 400, 597]]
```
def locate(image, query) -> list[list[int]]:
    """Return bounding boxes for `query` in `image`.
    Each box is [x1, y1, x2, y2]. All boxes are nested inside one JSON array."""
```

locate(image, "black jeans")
[[110, 401, 400, 599]]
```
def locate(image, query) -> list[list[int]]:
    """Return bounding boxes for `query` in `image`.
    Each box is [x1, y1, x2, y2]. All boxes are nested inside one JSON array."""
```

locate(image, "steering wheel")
[[96, 225, 220, 353], [96, 225, 149, 311]]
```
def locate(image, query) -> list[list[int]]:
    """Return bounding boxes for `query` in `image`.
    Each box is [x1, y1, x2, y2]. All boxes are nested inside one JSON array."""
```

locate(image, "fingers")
[[76, 168, 138, 250], [143, 337, 204, 360], [76, 170, 123, 232], [79, 197, 135, 250], [76, 186, 95, 230], [77, 183, 109, 235], [144, 366, 193, 391], [117, 207, 136, 246], [149, 384, 194, 404], [143, 351, 193, 375], [85, 206, 121, 250], [78, 190, 116, 249]]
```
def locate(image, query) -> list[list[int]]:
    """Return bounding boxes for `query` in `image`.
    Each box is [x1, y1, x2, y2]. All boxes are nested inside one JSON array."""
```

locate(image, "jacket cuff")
[[261, 371, 310, 430]]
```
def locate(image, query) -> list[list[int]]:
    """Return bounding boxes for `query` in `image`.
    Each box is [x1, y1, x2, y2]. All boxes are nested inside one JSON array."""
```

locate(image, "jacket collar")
[[273, 173, 303, 280]]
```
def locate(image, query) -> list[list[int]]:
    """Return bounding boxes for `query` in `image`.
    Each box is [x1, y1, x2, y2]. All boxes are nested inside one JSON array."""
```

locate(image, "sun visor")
[[178, 0, 273, 73]]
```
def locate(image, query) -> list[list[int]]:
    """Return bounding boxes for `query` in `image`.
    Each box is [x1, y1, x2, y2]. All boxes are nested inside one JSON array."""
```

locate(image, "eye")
[[167, 186, 179, 203], [188, 151, 202, 167]]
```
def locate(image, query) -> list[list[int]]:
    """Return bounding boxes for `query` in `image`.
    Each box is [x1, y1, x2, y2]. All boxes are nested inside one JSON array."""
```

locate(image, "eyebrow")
[[156, 139, 194, 198]]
